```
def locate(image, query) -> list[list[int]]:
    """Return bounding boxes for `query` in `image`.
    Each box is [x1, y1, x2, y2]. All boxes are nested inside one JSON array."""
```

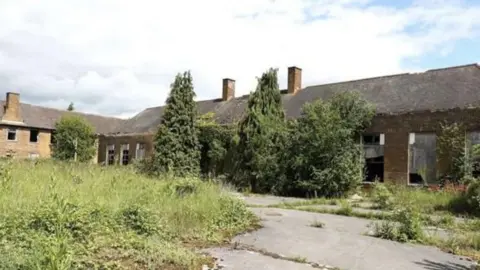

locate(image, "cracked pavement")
[[205, 194, 475, 270]]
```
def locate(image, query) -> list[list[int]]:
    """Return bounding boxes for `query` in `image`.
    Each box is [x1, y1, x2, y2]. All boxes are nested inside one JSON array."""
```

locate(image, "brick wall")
[[367, 108, 480, 184], [97, 133, 154, 165], [0, 125, 52, 158]]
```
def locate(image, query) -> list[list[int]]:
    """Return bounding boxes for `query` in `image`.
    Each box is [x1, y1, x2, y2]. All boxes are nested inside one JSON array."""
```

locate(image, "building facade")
[[2, 63, 480, 185]]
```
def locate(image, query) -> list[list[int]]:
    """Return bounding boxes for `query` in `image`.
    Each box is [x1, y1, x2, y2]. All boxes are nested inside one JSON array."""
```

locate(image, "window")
[[6, 128, 16, 141], [362, 134, 384, 145], [28, 153, 39, 159], [30, 129, 39, 143], [121, 144, 129, 165], [136, 143, 146, 160], [107, 145, 115, 165], [362, 133, 385, 182]]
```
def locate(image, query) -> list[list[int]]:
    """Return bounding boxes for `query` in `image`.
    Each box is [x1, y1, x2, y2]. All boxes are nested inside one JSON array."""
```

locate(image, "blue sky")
[[0, 0, 479, 117]]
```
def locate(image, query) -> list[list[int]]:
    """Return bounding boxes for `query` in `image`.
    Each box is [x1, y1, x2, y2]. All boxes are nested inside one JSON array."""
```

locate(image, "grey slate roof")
[[113, 63, 480, 135], [0, 101, 125, 134], [3, 63, 479, 136]]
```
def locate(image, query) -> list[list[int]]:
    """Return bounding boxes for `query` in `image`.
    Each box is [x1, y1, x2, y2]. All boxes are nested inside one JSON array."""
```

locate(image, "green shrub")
[[52, 114, 96, 162], [371, 183, 394, 210], [371, 205, 424, 243], [282, 92, 373, 198], [394, 206, 424, 242], [370, 220, 398, 240]]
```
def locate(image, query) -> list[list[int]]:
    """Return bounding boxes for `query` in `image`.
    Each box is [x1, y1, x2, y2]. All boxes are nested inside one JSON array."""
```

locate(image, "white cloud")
[[0, 0, 479, 118]]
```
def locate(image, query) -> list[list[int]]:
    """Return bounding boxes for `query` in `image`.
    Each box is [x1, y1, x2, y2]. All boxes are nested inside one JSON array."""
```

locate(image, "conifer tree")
[[152, 71, 200, 176], [233, 68, 285, 192], [67, 102, 75, 111]]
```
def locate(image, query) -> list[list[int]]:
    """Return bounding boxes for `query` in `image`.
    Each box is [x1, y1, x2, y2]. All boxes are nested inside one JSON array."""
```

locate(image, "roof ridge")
[[425, 63, 479, 72], [304, 72, 410, 89], [18, 102, 126, 120]]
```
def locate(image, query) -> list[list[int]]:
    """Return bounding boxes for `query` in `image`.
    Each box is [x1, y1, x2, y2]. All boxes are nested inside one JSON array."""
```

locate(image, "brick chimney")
[[288, 66, 302, 94], [222, 78, 235, 101], [2, 92, 23, 122]]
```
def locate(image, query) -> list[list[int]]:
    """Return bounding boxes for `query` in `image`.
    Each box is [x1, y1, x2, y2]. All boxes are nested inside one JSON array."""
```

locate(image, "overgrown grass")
[[0, 159, 258, 269]]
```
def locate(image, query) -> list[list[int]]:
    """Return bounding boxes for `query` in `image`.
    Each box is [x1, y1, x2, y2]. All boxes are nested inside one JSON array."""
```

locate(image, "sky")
[[0, 0, 479, 118]]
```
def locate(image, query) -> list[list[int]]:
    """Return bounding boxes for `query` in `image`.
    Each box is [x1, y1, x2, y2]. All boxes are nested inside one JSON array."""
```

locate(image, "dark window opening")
[[7, 128, 16, 141], [122, 150, 129, 165], [409, 173, 424, 184], [363, 134, 380, 145], [30, 129, 39, 143], [364, 156, 384, 182], [107, 149, 115, 165]]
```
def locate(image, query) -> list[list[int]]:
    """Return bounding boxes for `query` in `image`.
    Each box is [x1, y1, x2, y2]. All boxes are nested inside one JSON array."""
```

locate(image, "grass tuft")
[[0, 159, 258, 269]]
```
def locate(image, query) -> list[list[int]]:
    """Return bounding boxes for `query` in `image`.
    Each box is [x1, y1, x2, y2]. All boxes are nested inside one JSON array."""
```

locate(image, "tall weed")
[[0, 159, 257, 269]]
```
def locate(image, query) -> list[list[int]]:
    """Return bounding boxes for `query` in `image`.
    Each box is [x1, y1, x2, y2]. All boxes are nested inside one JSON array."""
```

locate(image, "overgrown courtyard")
[[0, 160, 258, 269]]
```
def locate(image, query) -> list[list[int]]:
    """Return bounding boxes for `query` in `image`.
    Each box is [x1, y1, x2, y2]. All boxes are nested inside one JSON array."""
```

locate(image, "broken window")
[[362, 133, 385, 182], [29, 129, 39, 143], [409, 133, 437, 185], [107, 145, 115, 165], [121, 144, 129, 165], [6, 128, 16, 141], [136, 143, 146, 160]]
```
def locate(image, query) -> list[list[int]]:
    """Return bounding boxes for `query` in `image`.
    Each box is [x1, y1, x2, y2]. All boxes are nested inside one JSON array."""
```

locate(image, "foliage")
[[52, 114, 96, 162], [371, 205, 424, 243], [231, 68, 286, 193], [0, 160, 257, 269], [152, 71, 200, 176], [67, 102, 74, 111], [197, 112, 236, 178], [437, 122, 469, 184], [371, 182, 395, 210], [281, 92, 374, 198]]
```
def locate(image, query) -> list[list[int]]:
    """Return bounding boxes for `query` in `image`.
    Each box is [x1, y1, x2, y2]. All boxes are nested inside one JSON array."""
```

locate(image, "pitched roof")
[[0, 101, 126, 134], [113, 63, 480, 135], [286, 63, 480, 119]]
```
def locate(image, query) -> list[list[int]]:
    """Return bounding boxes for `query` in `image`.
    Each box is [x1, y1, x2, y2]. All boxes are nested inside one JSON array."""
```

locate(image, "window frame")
[[6, 128, 17, 141], [29, 129, 39, 143]]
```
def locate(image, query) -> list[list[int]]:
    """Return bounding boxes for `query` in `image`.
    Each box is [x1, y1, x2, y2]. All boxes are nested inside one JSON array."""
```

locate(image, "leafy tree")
[[52, 114, 96, 162], [197, 112, 235, 178], [152, 71, 200, 176], [67, 102, 75, 111], [231, 68, 286, 192], [281, 92, 374, 198]]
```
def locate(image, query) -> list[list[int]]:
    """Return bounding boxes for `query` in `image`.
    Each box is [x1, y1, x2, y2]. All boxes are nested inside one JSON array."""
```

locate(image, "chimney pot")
[[288, 66, 302, 94], [2, 92, 22, 123], [222, 78, 235, 101]]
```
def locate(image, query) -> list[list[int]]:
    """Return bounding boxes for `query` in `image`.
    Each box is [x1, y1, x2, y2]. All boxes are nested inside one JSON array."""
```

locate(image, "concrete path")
[[205, 194, 475, 270]]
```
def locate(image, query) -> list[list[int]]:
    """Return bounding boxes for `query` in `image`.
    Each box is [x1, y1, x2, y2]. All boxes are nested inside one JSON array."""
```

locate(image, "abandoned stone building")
[[1, 63, 480, 185]]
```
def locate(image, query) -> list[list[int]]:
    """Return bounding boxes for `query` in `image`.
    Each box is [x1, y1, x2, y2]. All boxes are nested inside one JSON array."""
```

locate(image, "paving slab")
[[230, 208, 473, 270], [207, 248, 321, 270]]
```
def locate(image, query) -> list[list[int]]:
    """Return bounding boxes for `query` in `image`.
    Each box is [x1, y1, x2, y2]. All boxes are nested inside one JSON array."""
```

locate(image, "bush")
[[371, 183, 395, 210], [281, 92, 374, 198], [0, 160, 257, 269], [371, 205, 424, 243], [197, 114, 236, 178], [52, 114, 96, 162]]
